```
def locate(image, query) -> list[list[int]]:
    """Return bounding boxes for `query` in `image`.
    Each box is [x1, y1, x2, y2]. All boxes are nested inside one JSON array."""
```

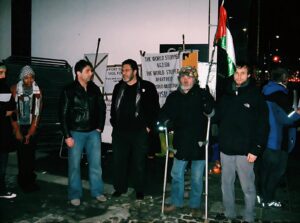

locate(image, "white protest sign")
[[198, 62, 217, 99], [141, 51, 181, 106], [104, 65, 122, 94], [101, 94, 113, 143]]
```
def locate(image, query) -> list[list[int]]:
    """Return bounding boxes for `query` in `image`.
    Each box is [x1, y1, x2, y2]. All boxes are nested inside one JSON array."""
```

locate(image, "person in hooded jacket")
[[215, 62, 269, 223], [259, 67, 300, 208], [160, 66, 215, 217]]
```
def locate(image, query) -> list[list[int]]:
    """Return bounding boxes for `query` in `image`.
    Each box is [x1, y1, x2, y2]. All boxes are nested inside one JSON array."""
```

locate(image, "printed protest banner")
[[141, 51, 181, 106]]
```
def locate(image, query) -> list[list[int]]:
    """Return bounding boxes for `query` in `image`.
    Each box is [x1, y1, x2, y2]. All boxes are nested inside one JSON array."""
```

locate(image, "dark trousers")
[[112, 129, 149, 193], [260, 148, 288, 202], [17, 125, 37, 188], [0, 152, 8, 192]]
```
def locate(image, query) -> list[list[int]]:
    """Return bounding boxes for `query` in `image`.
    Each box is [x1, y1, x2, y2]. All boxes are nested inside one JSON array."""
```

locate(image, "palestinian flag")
[[215, 4, 236, 76]]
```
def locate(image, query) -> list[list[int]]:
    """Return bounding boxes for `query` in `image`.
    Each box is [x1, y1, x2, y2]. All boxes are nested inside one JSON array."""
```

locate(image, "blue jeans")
[[170, 158, 205, 208], [68, 130, 104, 200]]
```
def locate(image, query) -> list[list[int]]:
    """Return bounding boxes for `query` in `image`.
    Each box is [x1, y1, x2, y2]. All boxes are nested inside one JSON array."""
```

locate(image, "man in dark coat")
[[110, 59, 160, 200], [160, 66, 215, 217], [0, 62, 17, 199], [215, 63, 269, 222]]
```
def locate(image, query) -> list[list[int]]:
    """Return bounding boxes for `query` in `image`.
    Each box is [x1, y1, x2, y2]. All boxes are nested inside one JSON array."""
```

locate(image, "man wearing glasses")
[[110, 59, 159, 200]]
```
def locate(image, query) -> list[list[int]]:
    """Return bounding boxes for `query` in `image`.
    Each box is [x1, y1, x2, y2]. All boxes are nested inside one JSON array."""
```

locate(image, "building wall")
[[0, 0, 11, 60], [32, 0, 218, 67]]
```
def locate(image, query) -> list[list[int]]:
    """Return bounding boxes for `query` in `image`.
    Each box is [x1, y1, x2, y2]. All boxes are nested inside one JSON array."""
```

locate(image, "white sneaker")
[[96, 195, 107, 202], [256, 195, 262, 204], [0, 191, 17, 199], [70, 199, 80, 206], [267, 201, 282, 208]]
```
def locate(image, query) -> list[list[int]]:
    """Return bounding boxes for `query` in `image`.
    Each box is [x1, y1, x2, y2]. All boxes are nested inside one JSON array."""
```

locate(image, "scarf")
[[16, 80, 41, 125]]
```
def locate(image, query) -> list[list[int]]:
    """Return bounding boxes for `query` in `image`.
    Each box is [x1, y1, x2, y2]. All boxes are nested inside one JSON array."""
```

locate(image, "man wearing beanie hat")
[[159, 66, 215, 217], [0, 62, 17, 199], [11, 65, 42, 193]]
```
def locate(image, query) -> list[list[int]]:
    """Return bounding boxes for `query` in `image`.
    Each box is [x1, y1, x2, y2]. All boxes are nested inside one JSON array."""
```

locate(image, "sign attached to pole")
[[84, 53, 109, 88], [141, 51, 181, 106], [104, 65, 122, 94]]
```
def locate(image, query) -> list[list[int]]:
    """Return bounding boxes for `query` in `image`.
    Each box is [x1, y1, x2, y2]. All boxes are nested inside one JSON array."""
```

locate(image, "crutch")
[[204, 117, 211, 222], [161, 122, 170, 215]]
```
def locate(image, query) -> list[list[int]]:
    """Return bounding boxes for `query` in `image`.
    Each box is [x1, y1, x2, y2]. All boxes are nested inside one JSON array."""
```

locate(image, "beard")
[[122, 73, 134, 83]]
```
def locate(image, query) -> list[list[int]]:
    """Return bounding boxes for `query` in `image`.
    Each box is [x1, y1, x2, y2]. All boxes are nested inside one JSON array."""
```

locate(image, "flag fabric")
[[215, 4, 236, 76]]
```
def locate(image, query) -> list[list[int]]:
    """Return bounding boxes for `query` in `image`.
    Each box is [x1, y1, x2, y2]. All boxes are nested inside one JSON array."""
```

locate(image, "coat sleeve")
[[250, 94, 269, 156], [159, 93, 176, 129], [201, 89, 215, 117], [144, 83, 160, 130], [59, 89, 71, 138], [97, 88, 106, 131], [110, 84, 118, 127], [272, 104, 300, 125]]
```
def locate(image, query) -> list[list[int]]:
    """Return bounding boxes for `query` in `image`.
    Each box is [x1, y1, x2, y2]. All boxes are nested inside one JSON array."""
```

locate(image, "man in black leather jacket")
[[59, 60, 106, 206]]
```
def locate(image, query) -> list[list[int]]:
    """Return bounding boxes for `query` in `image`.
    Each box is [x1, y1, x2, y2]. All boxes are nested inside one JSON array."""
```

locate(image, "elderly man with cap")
[[11, 65, 42, 193], [159, 66, 215, 217]]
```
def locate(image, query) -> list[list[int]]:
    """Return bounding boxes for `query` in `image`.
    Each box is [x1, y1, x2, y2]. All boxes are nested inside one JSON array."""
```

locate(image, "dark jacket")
[[216, 79, 269, 156], [59, 80, 106, 138], [110, 78, 160, 132], [0, 80, 16, 152], [262, 81, 300, 152], [159, 85, 215, 160]]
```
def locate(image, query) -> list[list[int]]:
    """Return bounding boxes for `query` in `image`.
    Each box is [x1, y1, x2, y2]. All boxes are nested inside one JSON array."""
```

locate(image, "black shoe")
[[215, 213, 234, 221], [136, 192, 144, 200], [112, 191, 123, 197], [22, 183, 40, 193], [0, 191, 17, 199]]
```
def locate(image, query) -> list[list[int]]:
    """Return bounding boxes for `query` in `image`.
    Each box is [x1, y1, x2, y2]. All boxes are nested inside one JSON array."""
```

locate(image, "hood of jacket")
[[262, 81, 288, 96]]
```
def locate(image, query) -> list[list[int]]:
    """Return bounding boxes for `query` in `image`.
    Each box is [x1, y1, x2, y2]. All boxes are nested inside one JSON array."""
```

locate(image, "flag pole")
[[161, 125, 170, 215]]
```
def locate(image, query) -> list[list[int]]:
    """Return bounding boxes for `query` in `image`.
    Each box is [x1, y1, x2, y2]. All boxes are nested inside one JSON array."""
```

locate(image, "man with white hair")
[[11, 65, 42, 193], [160, 66, 215, 217]]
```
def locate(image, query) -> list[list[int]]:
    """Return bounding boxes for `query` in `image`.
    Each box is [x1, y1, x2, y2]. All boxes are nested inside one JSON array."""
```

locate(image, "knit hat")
[[178, 66, 198, 79], [19, 65, 35, 80]]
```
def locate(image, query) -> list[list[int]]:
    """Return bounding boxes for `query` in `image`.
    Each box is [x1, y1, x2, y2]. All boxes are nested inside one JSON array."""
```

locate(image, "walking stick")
[[161, 124, 170, 215]]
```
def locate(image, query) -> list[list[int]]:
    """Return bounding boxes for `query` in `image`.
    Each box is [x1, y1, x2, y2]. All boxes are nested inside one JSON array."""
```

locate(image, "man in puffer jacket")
[[260, 67, 300, 208]]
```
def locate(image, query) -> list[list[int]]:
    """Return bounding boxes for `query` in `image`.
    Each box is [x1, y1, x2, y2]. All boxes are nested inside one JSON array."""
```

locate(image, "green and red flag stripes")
[[215, 4, 236, 76]]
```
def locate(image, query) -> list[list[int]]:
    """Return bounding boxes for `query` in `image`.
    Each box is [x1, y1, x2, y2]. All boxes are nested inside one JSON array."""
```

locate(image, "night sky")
[[222, 0, 299, 71]]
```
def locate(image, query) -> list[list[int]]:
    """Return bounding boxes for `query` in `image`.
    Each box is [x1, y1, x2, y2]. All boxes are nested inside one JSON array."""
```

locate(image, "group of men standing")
[[59, 58, 300, 222], [2, 57, 299, 222]]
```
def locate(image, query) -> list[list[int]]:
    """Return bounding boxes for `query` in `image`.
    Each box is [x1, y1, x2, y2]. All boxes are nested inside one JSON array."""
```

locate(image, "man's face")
[[23, 74, 34, 87], [179, 75, 195, 91], [78, 65, 93, 83], [122, 64, 136, 83], [0, 68, 6, 79], [234, 66, 250, 87]]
